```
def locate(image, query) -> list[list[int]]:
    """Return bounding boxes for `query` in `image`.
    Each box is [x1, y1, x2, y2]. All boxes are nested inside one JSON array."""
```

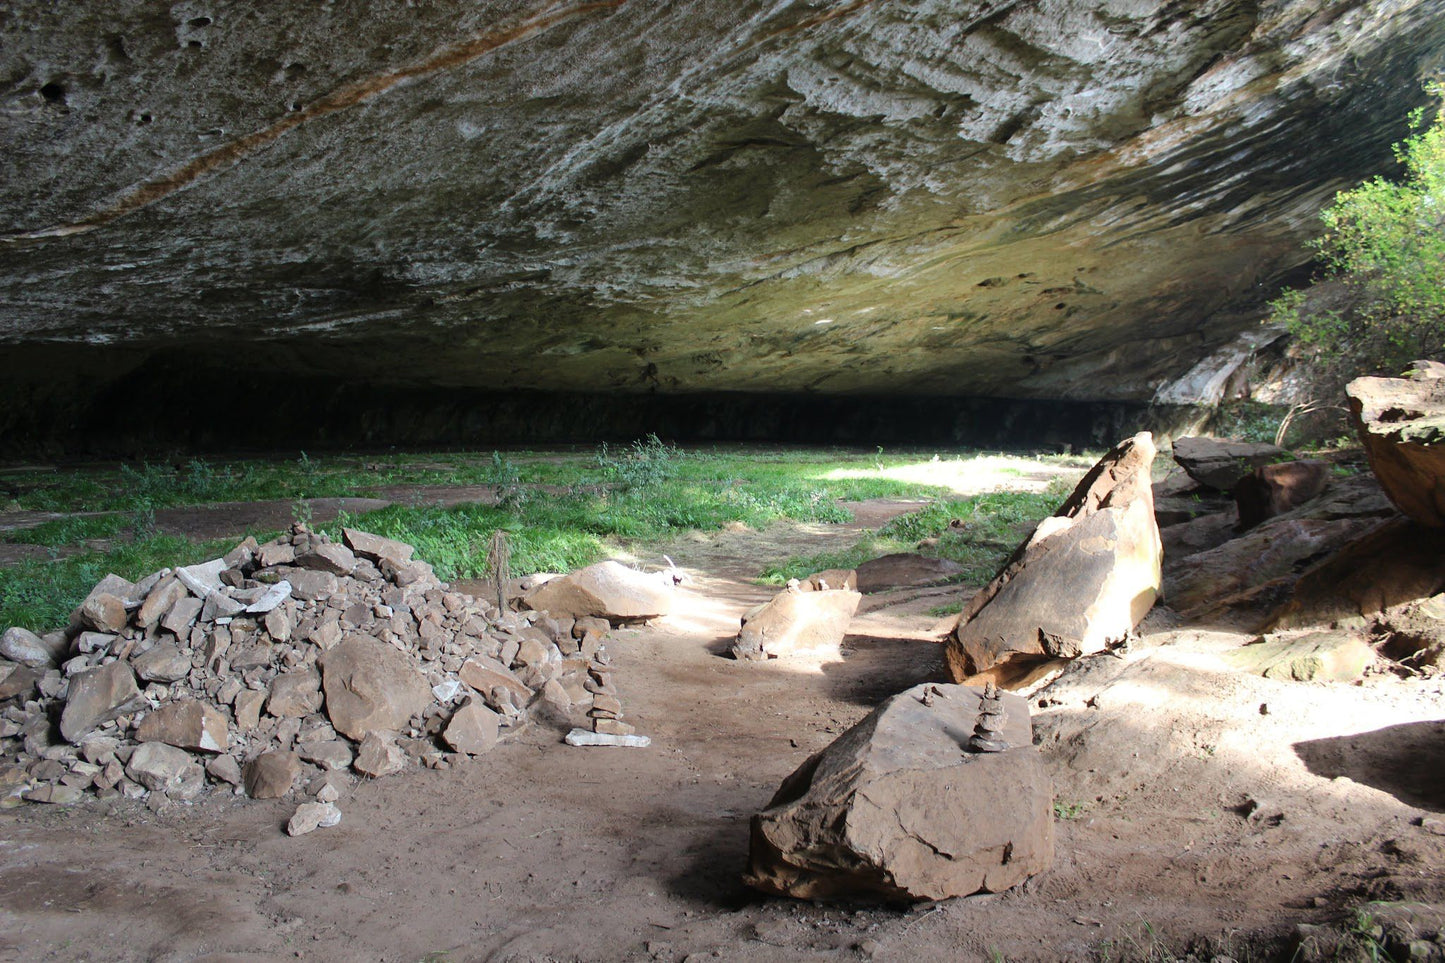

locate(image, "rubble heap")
[[0, 525, 631, 811]]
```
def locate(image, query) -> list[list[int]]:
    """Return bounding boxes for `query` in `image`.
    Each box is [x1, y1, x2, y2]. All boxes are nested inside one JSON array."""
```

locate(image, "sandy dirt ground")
[[2, 502, 1444, 963]]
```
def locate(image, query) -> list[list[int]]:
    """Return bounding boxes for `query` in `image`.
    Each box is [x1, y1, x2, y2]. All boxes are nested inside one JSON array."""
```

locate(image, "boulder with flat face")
[[945, 433, 1161, 684], [732, 583, 861, 661], [522, 561, 673, 623], [318, 638, 432, 741], [855, 555, 964, 593], [1225, 631, 1374, 682], [60, 661, 146, 743], [135, 700, 229, 753], [1172, 437, 1290, 492], [745, 682, 1052, 902], [1348, 364, 1445, 527]]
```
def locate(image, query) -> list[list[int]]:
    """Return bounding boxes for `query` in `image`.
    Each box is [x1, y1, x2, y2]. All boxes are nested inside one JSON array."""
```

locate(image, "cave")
[[3, 2, 1445, 960]]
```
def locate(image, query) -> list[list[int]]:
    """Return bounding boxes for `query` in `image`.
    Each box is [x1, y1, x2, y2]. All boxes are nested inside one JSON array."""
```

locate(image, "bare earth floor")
[[2, 503, 1444, 962]]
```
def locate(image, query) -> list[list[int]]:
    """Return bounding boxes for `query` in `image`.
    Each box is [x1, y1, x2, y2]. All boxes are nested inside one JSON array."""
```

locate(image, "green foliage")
[[487, 451, 528, 512], [1053, 801, 1087, 820], [1272, 92, 1445, 376], [1208, 401, 1293, 445], [594, 434, 682, 493], [2, 513, 130, 547]]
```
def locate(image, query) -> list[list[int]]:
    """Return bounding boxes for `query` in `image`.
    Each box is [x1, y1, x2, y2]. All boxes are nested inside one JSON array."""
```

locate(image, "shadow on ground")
[[1294, 719, 1445, 811]]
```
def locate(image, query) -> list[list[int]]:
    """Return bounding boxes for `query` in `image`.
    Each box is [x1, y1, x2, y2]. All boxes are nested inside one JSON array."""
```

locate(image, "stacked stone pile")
[[0, 524, 621, 812]]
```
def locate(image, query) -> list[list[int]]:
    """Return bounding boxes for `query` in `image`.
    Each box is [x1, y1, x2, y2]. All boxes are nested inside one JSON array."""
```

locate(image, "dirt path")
[[2, 509, 1444, 962]]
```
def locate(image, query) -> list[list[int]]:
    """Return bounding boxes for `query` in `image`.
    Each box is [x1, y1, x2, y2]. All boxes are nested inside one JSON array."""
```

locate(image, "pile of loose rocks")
[[0, 525, 627, 826]]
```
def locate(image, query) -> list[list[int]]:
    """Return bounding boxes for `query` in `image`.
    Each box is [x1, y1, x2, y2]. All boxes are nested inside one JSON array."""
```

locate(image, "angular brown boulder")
[[458, 656, 533, 706], [945, 433, 1161, 684], [522, 561, 673, 623], [244, 750, 301, 799], [443, 699, 500, 756], [267, 668, 324, 718], [1172, 436, 1289, 491], [794, 568, 858, 592], [79, 592, 128, 633], [318, 638, 432, 741], [127, 742, 206, 799], [136, 700, 229, 753], [342, 528, 415, 565], [1348, 364, 1445, 527], [353, 732, 407, 778], [745, 683, 1052, 902], [60, 661, 146, 743], [732, 583, 861, 661]]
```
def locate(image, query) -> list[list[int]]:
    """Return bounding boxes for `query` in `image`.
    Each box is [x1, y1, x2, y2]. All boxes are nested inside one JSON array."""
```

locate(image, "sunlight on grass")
[[0, 443, 1092, 634], [819, 453, 1087, 496]]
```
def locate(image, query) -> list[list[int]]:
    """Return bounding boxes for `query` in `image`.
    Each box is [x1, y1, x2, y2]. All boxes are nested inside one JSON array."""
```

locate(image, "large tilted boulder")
[[1172, 436, 1289, 492], [945, 433, 1162, 685], [1266, 517, 1445, 630], [522, 560, 674, 623], [745, 683, 1052, 902], [1348, 363, 1445, 527], [732, 582, 862, 661]]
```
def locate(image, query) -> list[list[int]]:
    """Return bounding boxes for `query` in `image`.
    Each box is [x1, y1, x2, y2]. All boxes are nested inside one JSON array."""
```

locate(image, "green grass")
[[1053, 801, 1088, 820], [759, 488, 1067, 586], [3, 513, 133, 547], [0, 443, 1087, 634], [0, 535, 250, 632]]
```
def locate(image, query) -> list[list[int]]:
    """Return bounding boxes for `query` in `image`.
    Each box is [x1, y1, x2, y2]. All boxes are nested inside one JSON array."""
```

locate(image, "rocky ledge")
[[1, 1, 1444, 439]]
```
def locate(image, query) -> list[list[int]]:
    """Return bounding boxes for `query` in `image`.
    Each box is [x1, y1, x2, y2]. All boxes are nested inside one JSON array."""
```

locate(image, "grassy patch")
[[3, 513, 132, 547], [0, 444, 1087, 633], [0, 536, 247, 632], [1053, 801, 1088, 820], [759, 487, 1067, 586]]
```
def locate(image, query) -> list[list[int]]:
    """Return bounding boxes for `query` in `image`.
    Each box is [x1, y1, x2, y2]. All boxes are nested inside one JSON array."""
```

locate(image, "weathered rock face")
[[1348, 366, 1445, 527], [745, 682, 1052, 902], [1, 1, 1442, 441]]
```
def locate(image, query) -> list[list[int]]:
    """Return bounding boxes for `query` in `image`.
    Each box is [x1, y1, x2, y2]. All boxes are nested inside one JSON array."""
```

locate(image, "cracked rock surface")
[[1, 0, 1442, 419]]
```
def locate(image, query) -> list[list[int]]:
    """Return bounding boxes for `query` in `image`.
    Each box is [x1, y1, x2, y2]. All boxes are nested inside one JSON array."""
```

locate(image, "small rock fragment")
[[286, 800, 343, 836], [353, 732, 408, 778], [565, 728, 651, 748]]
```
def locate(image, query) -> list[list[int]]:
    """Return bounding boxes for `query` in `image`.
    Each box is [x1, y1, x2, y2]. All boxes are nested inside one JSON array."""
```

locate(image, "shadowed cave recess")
[[1, 0, 1444, 452]]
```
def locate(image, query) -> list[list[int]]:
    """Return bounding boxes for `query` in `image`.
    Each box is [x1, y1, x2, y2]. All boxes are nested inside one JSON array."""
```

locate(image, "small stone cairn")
[[967, 682, 1010, 753]]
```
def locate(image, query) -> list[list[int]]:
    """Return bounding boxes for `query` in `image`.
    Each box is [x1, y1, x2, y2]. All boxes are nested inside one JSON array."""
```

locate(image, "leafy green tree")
[[1271, 90, 1445, 378]]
